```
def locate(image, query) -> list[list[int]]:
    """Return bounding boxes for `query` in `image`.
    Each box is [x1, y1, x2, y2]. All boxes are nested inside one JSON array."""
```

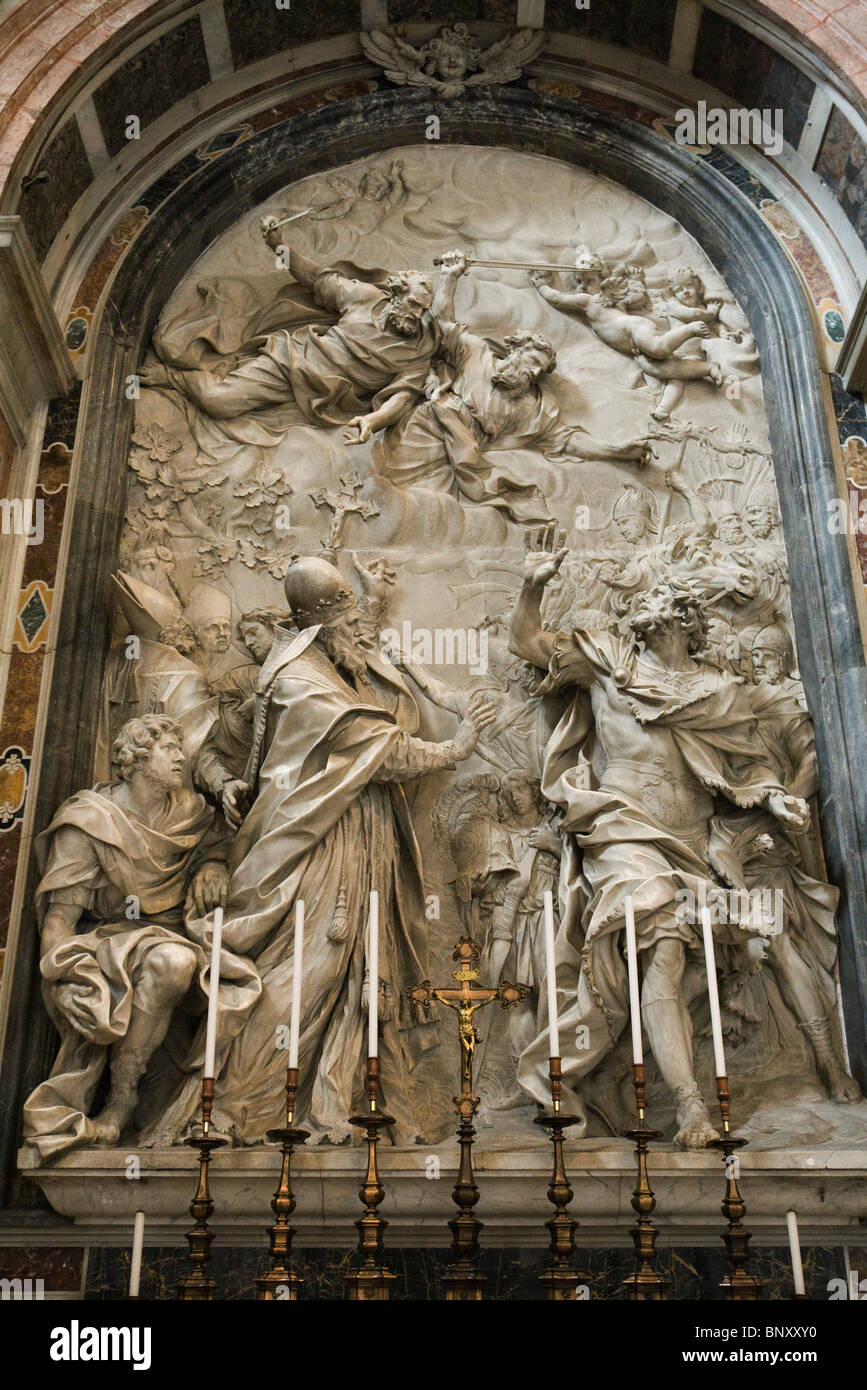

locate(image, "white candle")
[[543, 890, 560, 1058], [786, 1209, 806, 1295], [288, 899, 304, 1070], [700, 903, 727, 1076], [129, 1209, 145, 1298], [203, 905, 224, 1079], [624, 895, 643, 1066], [368, 891, 379, 1059]]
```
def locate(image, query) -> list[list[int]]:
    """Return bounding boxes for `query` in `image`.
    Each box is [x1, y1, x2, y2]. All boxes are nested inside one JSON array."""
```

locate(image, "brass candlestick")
[[255, 1066, 309, 1301], [345, 1056, 396, 1300], [409, 937, 529, 1301], [176, 1076, 226, 1301], [533, 1056, 581, 1300], [709, 1074, 762, 1301], [621, 1062, 668, 1300]]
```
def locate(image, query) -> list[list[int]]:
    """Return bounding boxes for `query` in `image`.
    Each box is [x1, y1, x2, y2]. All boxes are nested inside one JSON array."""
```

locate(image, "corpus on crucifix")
[[409, 937, 528, 1300]]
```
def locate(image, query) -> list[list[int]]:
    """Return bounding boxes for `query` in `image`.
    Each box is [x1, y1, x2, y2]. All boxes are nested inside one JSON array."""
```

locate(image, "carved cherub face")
[[196, 618, 232, 657], [601, 270, 649, 312], [572, 248, 607, 295], [670, 277, 705, 307], [143, 732, 186, 789], [570, 271, 598, 297], [435, 40, 471, 81], [240, 619, 274, 664], [623, 279, 651, 312], [362, 169, 390, 200]]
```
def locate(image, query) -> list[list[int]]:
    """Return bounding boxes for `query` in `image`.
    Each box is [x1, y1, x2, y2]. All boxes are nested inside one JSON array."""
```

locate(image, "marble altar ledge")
[[18, 1142, 867, 1246]]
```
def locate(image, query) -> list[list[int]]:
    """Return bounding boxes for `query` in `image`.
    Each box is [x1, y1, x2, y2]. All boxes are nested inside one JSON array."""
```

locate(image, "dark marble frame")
[[4, 87, 867, 1198]]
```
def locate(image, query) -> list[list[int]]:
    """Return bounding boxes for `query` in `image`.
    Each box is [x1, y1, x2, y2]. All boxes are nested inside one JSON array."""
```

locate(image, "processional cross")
[[409, 937, 529, 1300], [309, 470, 380, 559]]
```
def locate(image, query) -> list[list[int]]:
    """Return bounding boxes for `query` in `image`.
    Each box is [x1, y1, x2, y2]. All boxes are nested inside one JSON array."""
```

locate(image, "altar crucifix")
[[308, 470, 380, 559], [409, 937, 529, 1300]]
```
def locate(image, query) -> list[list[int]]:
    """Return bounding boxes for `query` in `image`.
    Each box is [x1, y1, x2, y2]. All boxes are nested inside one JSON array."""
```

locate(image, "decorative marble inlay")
[[195, 127, 253, 162], [0, 748, 29, 831], [14, 582, 51, 652]]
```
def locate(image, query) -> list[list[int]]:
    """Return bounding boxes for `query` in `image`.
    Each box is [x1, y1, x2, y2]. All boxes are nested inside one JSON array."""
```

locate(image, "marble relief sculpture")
[[359, 24, 544, 101], [93, 571, 214, 785], [23, 147, 864, 1161], [22, 716, 260, 1160], [141, 558, 497, 1148], [510, 540, 835, 1147]]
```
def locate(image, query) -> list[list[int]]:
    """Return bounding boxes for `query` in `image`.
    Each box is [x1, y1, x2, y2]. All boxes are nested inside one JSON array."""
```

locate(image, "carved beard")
[[385, 305, 422, 336], [317, 626, 371, 684], [136, 762, 183, 792], [491, 359, 534, 396]]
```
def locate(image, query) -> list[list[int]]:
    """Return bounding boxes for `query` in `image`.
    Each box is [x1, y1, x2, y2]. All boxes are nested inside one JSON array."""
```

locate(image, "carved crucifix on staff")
[[409, 937, 528, 1097], [409, 937, 529, 1300]]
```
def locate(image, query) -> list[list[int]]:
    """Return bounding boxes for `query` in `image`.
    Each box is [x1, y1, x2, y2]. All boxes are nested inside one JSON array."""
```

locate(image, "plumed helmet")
[[282, 556, 358, 629], [613, 483, 657, 520], [746, 479, 779, 510]]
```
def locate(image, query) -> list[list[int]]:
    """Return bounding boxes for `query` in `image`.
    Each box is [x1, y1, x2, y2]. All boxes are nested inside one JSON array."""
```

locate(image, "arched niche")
[[3, 87, 866, 1194]]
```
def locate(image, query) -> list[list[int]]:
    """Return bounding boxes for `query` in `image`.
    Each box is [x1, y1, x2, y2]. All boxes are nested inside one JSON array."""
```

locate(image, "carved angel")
[[361, 24, 544, 100]]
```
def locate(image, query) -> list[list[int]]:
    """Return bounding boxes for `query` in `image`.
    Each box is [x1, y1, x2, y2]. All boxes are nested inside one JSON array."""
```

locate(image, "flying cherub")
[[533, 247, 723, 420]]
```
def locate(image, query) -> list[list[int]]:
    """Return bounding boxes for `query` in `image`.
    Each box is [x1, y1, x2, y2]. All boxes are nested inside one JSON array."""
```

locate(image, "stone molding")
[[0, 217, 73, 444], [18, 1141, 867, 1245], [838, 280, 867, 394]]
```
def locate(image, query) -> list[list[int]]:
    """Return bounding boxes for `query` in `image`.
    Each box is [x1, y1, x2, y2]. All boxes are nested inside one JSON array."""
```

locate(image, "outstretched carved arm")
[[532, 273, 591, 314], [283, 245, 328, 288], [510, 578, 556, 670], [666, 468, 714, 535], [344, 389, 415, 445], [433, 249, 468, 320], [261, 225, 327, 287], [396, 655, 462, 712], [509, 527, 568, 670]]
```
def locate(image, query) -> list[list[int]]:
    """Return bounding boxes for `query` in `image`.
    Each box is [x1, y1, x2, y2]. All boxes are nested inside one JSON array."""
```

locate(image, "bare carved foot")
[[674, 1085, 720, 1150], [87, 1110, 124, 1146], [818, 1058, 862, 1104], [389, 1123, 425, 1147], [320, 1123, 352, 1146]]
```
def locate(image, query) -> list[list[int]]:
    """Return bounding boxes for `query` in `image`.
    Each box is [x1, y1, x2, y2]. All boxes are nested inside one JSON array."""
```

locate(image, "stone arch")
[[2, 86, 866, 1193]]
